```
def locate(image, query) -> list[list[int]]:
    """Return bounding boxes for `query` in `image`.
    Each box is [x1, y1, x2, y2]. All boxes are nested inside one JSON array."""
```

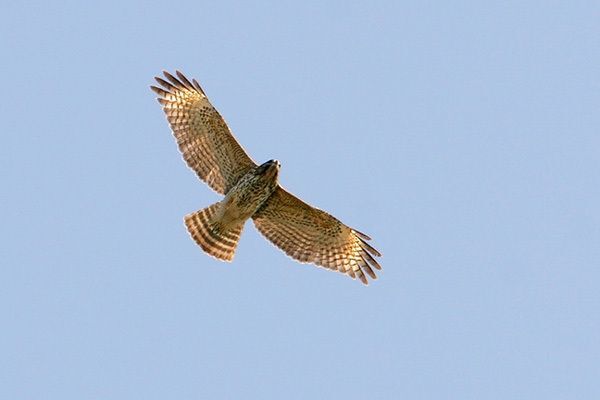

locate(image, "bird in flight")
[[150, 70, 381, 284]]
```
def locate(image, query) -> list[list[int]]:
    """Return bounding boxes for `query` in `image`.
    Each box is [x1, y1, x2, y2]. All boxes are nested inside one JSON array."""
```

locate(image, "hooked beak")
[[269, 159, 281, 169], [262, 159, 280, 179]]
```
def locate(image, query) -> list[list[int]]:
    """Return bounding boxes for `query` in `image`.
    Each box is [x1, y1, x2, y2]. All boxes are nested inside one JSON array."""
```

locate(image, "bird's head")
[[258, 159, 281, 181]]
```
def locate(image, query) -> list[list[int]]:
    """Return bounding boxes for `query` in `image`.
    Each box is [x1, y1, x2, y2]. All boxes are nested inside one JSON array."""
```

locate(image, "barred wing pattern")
[[252, 187, 382, 285], [151, 71, 256, 194]]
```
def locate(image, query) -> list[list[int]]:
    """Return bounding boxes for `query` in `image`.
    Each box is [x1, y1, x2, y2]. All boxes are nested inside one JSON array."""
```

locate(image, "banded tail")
[[184, 203, 244, 261]]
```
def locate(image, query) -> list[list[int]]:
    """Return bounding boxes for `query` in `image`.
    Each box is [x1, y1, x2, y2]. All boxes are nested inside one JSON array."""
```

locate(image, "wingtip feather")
[[353, 229, 372, 241], [175, 70, 194, 90], [162, 70, 183, 88], [358, 237, 382, 257], [359, 275, 369, 285]]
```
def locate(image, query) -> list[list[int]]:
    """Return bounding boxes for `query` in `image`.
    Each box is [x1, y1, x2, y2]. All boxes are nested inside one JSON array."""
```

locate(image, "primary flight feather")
[[151, 70, 381, 284]]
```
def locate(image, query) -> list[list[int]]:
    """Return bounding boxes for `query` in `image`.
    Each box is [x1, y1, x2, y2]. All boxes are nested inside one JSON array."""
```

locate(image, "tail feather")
[[184, 203, 244, 262]]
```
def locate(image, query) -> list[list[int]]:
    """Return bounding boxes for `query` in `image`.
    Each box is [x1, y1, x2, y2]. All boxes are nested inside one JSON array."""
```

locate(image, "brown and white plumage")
[[151, 70, 382, 284], [253, 187, 381, 285], [150, 71, 256, 194]]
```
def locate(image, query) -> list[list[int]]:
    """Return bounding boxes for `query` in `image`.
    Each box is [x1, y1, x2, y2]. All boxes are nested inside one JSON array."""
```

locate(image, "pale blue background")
[[2, 1, 599, 399]]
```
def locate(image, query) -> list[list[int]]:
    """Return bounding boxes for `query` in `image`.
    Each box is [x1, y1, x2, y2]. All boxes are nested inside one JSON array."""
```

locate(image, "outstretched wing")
[[252, 187, 382, 285], [151, 70, 256, 194]]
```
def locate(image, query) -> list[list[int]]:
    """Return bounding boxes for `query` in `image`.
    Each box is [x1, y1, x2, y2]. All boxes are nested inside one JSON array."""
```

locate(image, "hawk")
[[150, 71, 382, 284]]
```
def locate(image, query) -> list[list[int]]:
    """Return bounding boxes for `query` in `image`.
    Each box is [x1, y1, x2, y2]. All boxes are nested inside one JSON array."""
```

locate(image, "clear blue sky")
[[2, 1, 599, 399]]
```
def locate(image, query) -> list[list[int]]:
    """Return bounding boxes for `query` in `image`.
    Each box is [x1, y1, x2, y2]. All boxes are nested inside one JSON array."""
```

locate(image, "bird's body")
[[151, 71, 382, 284], [212, 160, 280, 233]]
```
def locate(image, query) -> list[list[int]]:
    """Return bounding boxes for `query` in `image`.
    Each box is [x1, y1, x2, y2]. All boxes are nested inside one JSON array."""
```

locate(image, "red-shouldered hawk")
[[151, 71, 381, 284]]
